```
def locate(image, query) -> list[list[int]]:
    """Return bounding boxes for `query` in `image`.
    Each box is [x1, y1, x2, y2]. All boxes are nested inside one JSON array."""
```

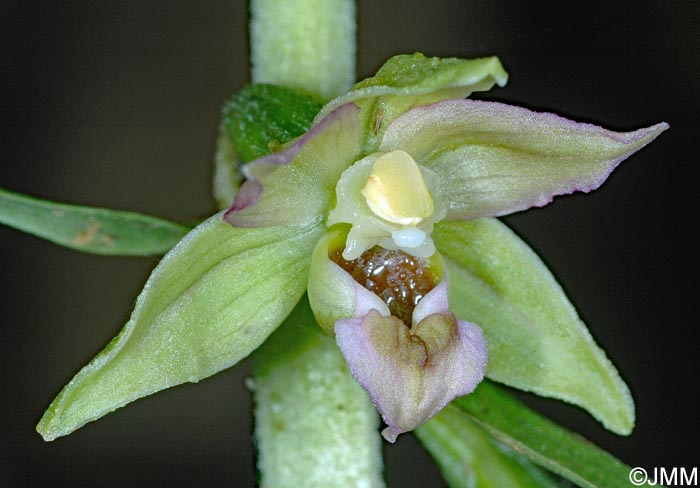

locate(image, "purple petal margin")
[[381, 98, 669, 219], [412, 280, 449, 324]]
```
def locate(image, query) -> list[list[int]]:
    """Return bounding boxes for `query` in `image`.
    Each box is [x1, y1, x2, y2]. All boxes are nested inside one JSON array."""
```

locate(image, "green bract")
[[317, 53, 508, 153], [451, 381, 634, 488], [223, 84, 324, 164]]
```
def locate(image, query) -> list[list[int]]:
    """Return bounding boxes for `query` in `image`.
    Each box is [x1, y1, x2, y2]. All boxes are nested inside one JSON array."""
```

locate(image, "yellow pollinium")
[[361, 150, 434, 226]]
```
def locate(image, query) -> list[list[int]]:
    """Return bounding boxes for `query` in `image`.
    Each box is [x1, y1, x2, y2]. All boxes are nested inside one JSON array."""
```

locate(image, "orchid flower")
[[223, 53, 667, 442], [0, 1, 673, 485], [29, 53, 667, 449]]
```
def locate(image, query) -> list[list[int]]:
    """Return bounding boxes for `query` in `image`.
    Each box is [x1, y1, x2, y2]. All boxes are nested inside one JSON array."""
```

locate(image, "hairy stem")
[[253, 300, 384, 487], [250, 0, 356, 100]]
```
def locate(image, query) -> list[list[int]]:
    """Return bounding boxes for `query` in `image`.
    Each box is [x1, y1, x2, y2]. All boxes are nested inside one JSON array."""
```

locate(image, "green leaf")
[[454, 381, 633, 488], [0, 188, 189, 256], [316, 53, 508, 153], [433, 218, 634, 435], [416, 405, 562, 488], [223, 84, 324, 164], [37, 212, 323, 441], [254, 297, 384, 488], [250, 0, 356, 100]]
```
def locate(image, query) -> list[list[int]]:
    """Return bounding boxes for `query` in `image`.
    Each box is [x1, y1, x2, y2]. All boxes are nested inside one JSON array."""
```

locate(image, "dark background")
[[1, 1, 698, 486]]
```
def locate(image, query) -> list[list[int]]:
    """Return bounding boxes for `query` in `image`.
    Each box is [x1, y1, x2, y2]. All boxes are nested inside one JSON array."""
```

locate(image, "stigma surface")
[[327, 150, 446, 261], [330, 246, 439, 326]]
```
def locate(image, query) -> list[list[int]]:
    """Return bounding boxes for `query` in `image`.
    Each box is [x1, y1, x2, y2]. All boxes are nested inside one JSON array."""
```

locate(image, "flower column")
[[247, 1, 385, 486]]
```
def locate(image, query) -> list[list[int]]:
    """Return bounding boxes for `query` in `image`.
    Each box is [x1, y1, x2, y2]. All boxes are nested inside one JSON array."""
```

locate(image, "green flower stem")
[[253, 299, 384, 488], [250, 0, 356, 100], [247, 2, 375, 485]]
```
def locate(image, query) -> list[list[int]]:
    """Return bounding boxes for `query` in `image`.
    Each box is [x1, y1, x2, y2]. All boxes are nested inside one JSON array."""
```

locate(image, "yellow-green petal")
[[226, 103, 361, 228]]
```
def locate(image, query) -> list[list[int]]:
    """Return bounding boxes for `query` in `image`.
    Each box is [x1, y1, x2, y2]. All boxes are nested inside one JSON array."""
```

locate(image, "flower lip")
[[308, 228, 486, 442], [334, 279, 488, 442]]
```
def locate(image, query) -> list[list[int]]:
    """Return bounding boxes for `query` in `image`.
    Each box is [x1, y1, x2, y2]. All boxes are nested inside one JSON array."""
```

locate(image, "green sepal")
[[0, 187, 189, 256], [352, 53, 507, 94], [433, 218, 634, 435], [316, 53, 508, 153], [416, 405, 561, 488], [380, 100, 668, 221], [223, 83, 324, 164], [37, 212, 323, 441], [253, 297, 384, 487], [454, 381, 633, 488]]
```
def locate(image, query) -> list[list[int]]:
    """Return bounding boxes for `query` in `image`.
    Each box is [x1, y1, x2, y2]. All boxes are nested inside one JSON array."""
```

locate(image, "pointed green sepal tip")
[[352, 52, 508, 93], [434, 218, 635, 435], [37, 212, 323, 441]]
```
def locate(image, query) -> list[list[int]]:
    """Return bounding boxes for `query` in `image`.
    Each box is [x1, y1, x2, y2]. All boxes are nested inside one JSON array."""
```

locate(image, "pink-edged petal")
[[380, 99, 669, 220], [225, 103, 361, 227], [353, 278, 390, 318], [335, 309, 487, 442], [412, 280, 449, 324], [227, 179, 263, 213], [225, 141, 307, 214]]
